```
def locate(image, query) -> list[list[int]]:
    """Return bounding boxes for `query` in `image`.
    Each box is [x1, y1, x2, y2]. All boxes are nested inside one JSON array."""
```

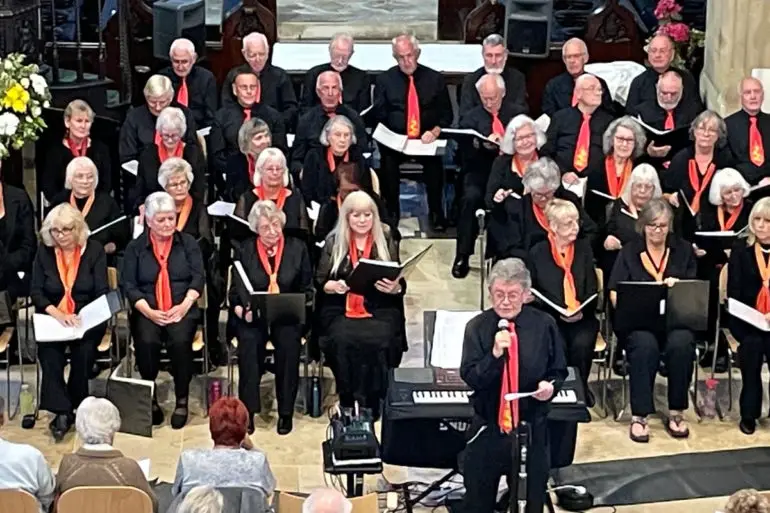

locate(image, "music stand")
[[321, 440, 382, 497]]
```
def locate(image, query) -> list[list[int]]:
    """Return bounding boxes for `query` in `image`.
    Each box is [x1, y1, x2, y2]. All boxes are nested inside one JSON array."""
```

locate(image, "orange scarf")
[[70, 192, 95, 218], [640, 247, 670, 282], [158, 141, 185, 163], [326, 148, 349, 173], [345, 233, 373, 319], [687, 159, 717, 214], [257, 236, 285, 293], [750, 116, 765, 166], [253, 186, 288, 210], [755, 243, 770, 313], [548, 234, 580, 310], [406, 76, 420, 139], [718, 204, 743, 231], [55, 247, 82, 314], [573, 113, 590, 172], [177, 77, 189, 107], [176, 195, 193, 231], [150, 233, 173, 311], [498, 323, 519, 433], [664, 110, 675, 130], [532, 202, 550, 232], [491, 112, 505, 137], [513, 153, 536, 177], [605, 156, 632, 198], [66, 137, 88, 157]]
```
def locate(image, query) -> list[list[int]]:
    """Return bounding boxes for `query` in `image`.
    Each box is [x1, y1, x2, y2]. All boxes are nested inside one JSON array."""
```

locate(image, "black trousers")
[[455, 171, 488, 257], [234, 316, 302, 416], [556, 316, 599, 389], [738, 330, 770, 420], [378, 145, 444, 220], [626, 329, 694, 416], [131, 311, 198, 401], [461, 417, 550, 513], [38, 325, 105, 415]]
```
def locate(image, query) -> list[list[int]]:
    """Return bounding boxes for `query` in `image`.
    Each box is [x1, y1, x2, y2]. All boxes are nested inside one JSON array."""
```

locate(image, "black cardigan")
[[300, 145, 370, 205], [727, 241, 770, 339], [49, 190, 129, 253], [0, 185, 37, 297], [133, 143, 207, 212], [41, 139, 113, 201], [608, 235, 697, 290]]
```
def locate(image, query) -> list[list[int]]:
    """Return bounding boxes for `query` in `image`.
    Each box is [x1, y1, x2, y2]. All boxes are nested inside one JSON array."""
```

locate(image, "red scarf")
[[605, 157, 632, 198], [70, 192, 95, 218], [345, 233, 373, 318], [247, 155, 257, 184], [548, 234, 579, 310], [406, 76, 420, 139], [326, 148, 349, 173], [573, 113, 590, 172], [55, 247, 82, 314], [150, 233, 173, 312], [750, 116, 765, 166], [66, 137, 88, 157], [755, 243, 770, 313], [687, 159, 717, 214], [253, 186, 288, 210], [158, 141, 185, 163], [176, 195, 193, 231], [532, 202, 550, 232], [498, 322, 519, 433], [257, 236, 285, 294], [640, 248, 670, 282], [718, 204, 743, 231]]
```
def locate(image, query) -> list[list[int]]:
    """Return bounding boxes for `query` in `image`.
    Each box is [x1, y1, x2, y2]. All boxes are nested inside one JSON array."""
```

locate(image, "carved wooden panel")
[[463, 0, 504, 44], [216, 0, 277, 84], [438, 0, 478, 41], [584, 0, 645, 63]]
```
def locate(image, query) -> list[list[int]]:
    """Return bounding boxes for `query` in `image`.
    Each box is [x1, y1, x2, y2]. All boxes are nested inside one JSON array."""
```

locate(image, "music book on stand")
[[727, 298, 770, 331], [232, 261, 306, 324], [693, 228, 745, 252], [346, 244, 432, 295], [106, 359, 155, 438], [615, 280, 709, 333], [666, 279, 709, 331], [530, 289, 597, 318], [441, 128, 499, 145]]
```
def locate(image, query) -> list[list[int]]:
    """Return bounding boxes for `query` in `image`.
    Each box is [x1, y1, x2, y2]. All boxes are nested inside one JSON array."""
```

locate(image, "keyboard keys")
[[412, 390, 471, 404]]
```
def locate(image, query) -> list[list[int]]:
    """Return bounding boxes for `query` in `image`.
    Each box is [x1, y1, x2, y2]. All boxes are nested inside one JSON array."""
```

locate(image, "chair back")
[[351, 493, 379, 512], [594, 267, 604, 306], [57, 486, 153, 513], [108, 267, 119, 290], [0, 489, 39, 513], [275, 491, 304, 513]]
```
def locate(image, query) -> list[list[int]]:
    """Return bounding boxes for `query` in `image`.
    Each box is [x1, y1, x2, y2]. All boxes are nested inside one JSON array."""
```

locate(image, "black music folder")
[[233, 261, 306, 324], [615, 280, 709, 333], [347, 244, 432, 294], [693, 229, 745, 252], [634, 117, 690, 151], [106, 361, 154, 437]]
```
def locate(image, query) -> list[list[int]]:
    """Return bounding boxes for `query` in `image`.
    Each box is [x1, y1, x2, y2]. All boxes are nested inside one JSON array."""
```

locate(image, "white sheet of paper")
[[207, 201, 236, 217], [17, 272, 24, 279], [534, 114, 551, 133], [442, 127, 491, 141], [233, 261, 255, 295], [138, 459, 151, 480], [89, 215, 128, 237], [122, 160, 138, 176], [590, 189, 616, 200], [227, 213, 250, 227], [694, 231, 736, 237], [287, 133, 295, 148], [196, 126, 211, 137], [372, 124, 408, 152], [403, 138, 447, 157], [307, 201, 320, 221], [728, 298, 770, 331], [360, 104, 374, 117], [34, 295, 114, 342], [635, 116, 671, 136], [133, 219, 144, 239], [563, 177, 587, 198], [315, 240, 326, 248], [430, 310, 481, 368], [530, 289, 598, 318], [363, 152, 372, 159], [504, 390, 539, 401]]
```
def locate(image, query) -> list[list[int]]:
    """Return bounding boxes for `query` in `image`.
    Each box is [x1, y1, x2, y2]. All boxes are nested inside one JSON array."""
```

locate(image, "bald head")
[[476, 73, 505, 113], [242, 32, 269, 74], [740, 77, 765, 115], [303, 489, 352, 513], [575, 74, 602, 110], [562, 38, 588, 76], [317, 71, 343, 110], [648, 34, 675, 73], [656, 71, 683, 110]]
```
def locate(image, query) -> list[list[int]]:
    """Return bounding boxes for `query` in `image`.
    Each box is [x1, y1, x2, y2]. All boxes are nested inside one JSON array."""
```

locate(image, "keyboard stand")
[[401, 469, 460, 513]]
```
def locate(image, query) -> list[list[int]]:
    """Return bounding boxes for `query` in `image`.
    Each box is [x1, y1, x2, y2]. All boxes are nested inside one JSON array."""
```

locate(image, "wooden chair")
[[0, 489, 39, 513], [370, 168, 381, 196], [592, 267, 611, 418], [57, 486, 153, 513], [277, 491, 379, 513]]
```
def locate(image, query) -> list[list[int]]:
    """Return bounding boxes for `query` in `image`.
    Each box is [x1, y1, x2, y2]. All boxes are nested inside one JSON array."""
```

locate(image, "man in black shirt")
[[541, 37, 613, 117], [158, 38, 217, 130], [726, 77, 770, 185], [301, 33, 372, 115], [459, 33, 528, 116], [460, 258, 567, 513]]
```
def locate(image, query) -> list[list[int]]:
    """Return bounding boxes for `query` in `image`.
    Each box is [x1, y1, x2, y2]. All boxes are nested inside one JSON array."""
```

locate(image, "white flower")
[[31, 106, 41, 117], [0, 112, 20, 136], [3, 60, 12, 71], [20, 77, 29, 89], [29, 74, 47, 96], [43, 100, 50, 108]]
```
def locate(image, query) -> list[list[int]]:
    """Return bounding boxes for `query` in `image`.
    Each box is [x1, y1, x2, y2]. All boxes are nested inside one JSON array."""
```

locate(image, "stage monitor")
[[504, 0, 554, 58], [153, 0, 207, 60]]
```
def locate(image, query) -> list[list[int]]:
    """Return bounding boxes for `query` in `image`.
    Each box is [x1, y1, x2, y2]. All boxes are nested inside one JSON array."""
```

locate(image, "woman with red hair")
[[171, 397, 275, 502]]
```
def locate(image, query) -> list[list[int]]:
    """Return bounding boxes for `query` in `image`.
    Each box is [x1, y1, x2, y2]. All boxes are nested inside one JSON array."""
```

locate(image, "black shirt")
[[232, 187, 309, 242], [221, 63, 298, 130], [457, 105, 518, 173], [727, 241, 770, 339], [459, 65, 528, 116], [42, 139, 113, 201], [301, 63, 372, 115], [118, 104, 199, 163], [629, 98, 701, 163], [121, 231, 205, 309], [460, 306, 567, 424], [49, 191, 128, 253], [608, 235, 697, 290], [290, 104, 369, 173], [179, 197, 213, 250], [372, 64, 453, 134], [301, 145, 370, 205], [541, 71, 614, 117], [725, 110, 770, 185], [605, 199, 642, 246], [484, 155, 527, 209], [662, 146, 734, 211], [625, 66, 703, 114], [0, 185, 37, 297], [158, 65, 218, 129], [699, 200, 751, 233], [30, 240, 108, 313], [133, 143, 207, 211]]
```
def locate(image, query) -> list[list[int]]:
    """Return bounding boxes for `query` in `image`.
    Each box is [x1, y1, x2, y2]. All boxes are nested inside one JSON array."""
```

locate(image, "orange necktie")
[[573, 113, 591, 172], [755, 243, 770, 313], [345, 233, 373, 318], [664, 110, 675, 130], [177, 77, 189, 107], [491, 112, 505, 137], [256, 236, 285, 294], [498, 323, 520, 433], [151, 234, 173, 312], [750, 117, 765, 166], [55, 247, 82, 314], [406, 76, 421, 139]]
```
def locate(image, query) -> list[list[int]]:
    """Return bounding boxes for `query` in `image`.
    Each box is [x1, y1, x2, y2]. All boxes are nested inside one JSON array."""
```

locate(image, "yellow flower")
[[2, 83, 30, 113]]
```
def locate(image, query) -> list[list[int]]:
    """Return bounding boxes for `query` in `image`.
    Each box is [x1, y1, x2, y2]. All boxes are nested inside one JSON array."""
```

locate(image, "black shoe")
[[714, 355, 729, 374], [451, 257, 470, 279], [50, 413, 72, 442], [248, 414, 255, 435], [430, 213, 446, 232], [152, 401, 165, 426], [740, 418, 756, 435], [171, 406, 189, 430], [586, 389, 596, 408], [277, 415, 293, 435]]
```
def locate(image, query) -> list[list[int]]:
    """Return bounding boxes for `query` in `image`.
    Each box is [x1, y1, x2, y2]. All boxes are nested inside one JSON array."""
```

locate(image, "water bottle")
[[209, 379, 222, 406], [310, 376, 322, 418], [19, 384, 36, 429], [702, 378, 718, 419]]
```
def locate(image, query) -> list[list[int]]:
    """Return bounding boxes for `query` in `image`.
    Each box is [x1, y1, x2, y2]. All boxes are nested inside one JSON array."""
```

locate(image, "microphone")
[[475, 209, 486, 231], [497, 319, 509, 359]]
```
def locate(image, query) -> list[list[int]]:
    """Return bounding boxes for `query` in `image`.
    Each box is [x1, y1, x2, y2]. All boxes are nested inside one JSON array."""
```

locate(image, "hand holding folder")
[[614, 280, 709, 333], [346, 244, 432, 295]]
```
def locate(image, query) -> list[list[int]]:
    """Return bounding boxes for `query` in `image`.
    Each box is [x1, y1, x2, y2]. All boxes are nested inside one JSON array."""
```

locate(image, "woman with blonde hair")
[[315, 191, 404, 418], [31, 204, 108, 441]]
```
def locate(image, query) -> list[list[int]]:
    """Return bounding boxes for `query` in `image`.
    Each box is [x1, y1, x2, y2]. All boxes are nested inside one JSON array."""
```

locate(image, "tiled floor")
[[1, 237, 767, 512]]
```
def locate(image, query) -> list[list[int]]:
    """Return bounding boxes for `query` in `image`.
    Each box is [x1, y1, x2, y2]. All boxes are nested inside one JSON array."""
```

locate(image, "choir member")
[[230, 200, 312, 434], [31, 204, 108, 441], [542, 74, 614, 192], [232, 148, 309, 242], [42, 100, 112, 202], [209, 69, 287, 180], [301, 33, 371, 114], [459, 34, 528, 116], [119, 75, 199, 163], [291, 71, 369, 176], [460, 258, 567, 513], [0, 175, 36, 302], [221, 32, 298, 129], [224, 118, 272, 202], [541, 38, 614, 116], [372, 33, 452, 229], [701, 168, 752, 235], [725, 77, 770, 186], [48, 157, 127, 259], [625, 34, 702, 114], [453, 74, 519, 278], [608, 198, 696, 442], [158, 158, 212, 247], [301, 115, 370, 205], [134, 107, 207, 212], [315, 191, 404, 418], [528, 199, 598, 398], [726, 197, 770, 434], [121, 192, 205, 429], [159, 38, 217, 130], [489, 157, 597, 261]]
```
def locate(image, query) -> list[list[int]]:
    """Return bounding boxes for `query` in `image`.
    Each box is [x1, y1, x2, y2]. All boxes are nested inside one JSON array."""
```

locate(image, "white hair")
[[253, 147, 290, 187], [500, 114, 546, 155], [158, 157, 194, 189], [144, 74, 173, 99], [75, 397, 121, 445], [303, 489, 352, 513], [475, 73, 505, 95], [316, 71, 343, 92], [178, 486, 224, 513], [65, 156, 99, 190], [40, 203, 89, 248], [482, 33, 505, 48], [169, 38, 196, 58], [602, 116, 647, 158], [562, 37, 588, 58], [522, 157, 561, 192], [329, 32, 354, 53], [156, 106, 187, 137], [391, 33, 420, 53], [620, 163, 662, 205], [319, 115, 356, 146], [242, 32, 269, 51], [739, 76, 764, 96], [331, 191, 390, 275], [248, 199, 286, 233], [145, 191, 176, 220], [488, 258, 531, 291], [708, 167, 751, 206], [574, 73, 599, 91]]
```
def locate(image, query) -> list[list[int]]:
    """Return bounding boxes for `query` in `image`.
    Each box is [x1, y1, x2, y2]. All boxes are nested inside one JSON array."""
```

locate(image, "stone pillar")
[[701, 0, 770, 116]]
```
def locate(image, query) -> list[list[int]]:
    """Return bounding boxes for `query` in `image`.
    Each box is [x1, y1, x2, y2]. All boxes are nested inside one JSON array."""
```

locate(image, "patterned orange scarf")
[[257, 236, 285, 293]]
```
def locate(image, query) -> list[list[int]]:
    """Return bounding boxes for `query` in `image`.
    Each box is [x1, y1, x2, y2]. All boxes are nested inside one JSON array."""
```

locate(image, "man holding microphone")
[[460, 258, 567, 512]]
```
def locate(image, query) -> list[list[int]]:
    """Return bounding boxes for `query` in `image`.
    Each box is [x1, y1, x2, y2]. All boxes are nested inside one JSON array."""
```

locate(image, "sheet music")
[[728, 298, 770, 331], [534, 114, 550, 133], [89, 215, 127, 237], [634, 116, 671, 136], [138, 459, 151, 480], [307, 201, 321, 221], [530, 289, 598, 318], [372, 124, 408, 151], [695, 230, 736, 237], [563, 177, 587, 198], [196, 126, 211, 137], [590, 189, 616, 200], [207, 201, 236, 217], [34, 294, 115, 342], [679, 189, 696, 217], [132, 218, 144, 239], [442, 127, 493, 142], [430, 310, 481, 368], [227, 213, 250, 227], [403, 138, 446, 156], [287, 134, 295, 148], [233, 261, 255, 295], [122, 160, 138, 176]]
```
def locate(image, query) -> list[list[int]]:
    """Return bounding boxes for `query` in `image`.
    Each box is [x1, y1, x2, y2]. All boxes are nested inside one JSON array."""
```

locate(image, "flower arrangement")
[[0, 53, 51, 159], [649, 0, 706, 69]]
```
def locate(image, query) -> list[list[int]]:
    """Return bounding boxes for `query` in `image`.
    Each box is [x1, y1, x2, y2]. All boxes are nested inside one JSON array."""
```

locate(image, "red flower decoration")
[[659, 22, 690, 43], [654, 0, 683, 20]]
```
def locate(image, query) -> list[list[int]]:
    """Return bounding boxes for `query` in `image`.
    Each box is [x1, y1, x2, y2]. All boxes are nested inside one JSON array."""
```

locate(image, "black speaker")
[[504, 0, 554, 58]]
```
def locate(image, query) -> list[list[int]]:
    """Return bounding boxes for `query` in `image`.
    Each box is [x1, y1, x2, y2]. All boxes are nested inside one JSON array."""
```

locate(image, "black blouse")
[[662, 146, 734, 206], [605, 199, 642, 246], [118, 103, 199, 163], [725, 110, 770, 185], [41, 139, 113, 201], [699, 200, 751, 233], [30, 240, 108, 313], [133, 143, 207, 212], [0, 185, 37, 297], [300, 145, 370, 205], [528, 237, 598, 315], [179, 197, 213, 255], [484, 154, 527, 209], [49, 191, 129, 253], [232, 187, 309, 242], [727, 241, 770, 339], [608, 235, 697, 290]]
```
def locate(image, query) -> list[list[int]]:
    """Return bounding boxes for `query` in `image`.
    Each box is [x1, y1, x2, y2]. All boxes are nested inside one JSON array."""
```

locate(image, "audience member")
[[177, 486, 225, 513], [303, 488, 352, 513]]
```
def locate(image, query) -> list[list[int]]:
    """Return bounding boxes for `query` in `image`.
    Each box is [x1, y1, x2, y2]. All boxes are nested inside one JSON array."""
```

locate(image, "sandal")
[[629, 417, 649, 443], [665, 414, 690, 439]]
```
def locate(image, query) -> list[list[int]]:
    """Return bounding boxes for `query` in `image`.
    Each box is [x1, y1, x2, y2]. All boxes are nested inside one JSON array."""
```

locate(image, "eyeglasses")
[[50, 227, 74, 236], [632, 183, 654, 191], [645, 223, 669, 231], [160, 132, 181, 140], [614, 136, 635, 145], [515, 132, 536, 143], [166, 180, 189, 190], [492, 291, 523, 303], [695, 126, 719, 135], [531, 190, 555, 200]]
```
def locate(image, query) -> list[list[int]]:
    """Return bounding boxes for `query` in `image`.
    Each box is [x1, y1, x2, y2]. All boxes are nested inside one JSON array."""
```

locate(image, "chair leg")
[[202, 312, 209, 417], [616, 349, 628, 422], [691, 347, 702, 422], [727, 347, 733, 414]]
